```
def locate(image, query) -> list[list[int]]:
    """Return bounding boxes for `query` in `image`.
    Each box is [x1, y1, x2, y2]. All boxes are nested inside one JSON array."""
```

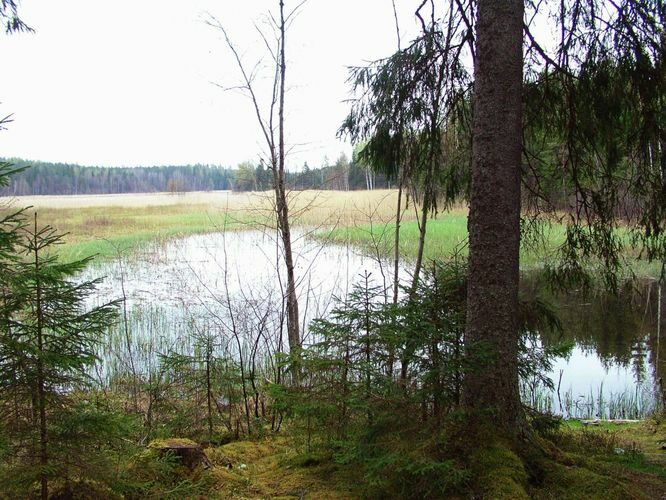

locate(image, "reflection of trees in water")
[[537, 279, 663, 384]]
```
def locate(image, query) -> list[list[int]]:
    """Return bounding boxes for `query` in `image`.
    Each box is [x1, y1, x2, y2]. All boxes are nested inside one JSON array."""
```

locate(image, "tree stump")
[[148, 439, 211, 470]]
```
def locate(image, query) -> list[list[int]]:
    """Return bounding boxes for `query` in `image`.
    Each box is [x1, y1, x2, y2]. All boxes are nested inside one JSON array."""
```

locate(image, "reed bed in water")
[[521, 380, 661, 420]]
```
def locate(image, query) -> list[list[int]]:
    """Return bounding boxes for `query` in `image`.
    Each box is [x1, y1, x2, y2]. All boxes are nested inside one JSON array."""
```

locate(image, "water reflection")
[[81, 230, 664, 418], [538, 280, 663, 417], [84, 229, 404, 325]]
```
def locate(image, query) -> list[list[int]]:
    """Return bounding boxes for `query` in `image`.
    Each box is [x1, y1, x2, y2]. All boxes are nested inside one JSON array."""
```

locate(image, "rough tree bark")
[[462, 0, 525, 437]]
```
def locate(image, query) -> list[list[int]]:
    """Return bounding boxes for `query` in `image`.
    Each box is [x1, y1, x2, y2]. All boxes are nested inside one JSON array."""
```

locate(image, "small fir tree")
[[0, 214, 118, 498]]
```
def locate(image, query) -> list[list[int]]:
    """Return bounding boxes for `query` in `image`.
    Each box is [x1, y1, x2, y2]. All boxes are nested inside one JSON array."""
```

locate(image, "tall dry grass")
[[0, 189, 424, 261], [241, 189, 422, 227], [1, 189, 414, 223]]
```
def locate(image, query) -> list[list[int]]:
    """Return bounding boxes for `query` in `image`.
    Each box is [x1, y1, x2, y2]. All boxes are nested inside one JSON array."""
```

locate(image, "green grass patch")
[[320, 212, 564, 267], [25, 205, 256, 262], [319, 211, 661, 276], [321, 212, 470, 260]]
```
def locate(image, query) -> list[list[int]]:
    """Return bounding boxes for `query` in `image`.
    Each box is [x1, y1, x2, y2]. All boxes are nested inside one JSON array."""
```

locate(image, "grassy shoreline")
[[318, 211, 662, 278], [1, 190, 661, 277], [0, 190, 410, 262], [23, 204, 253, 262]]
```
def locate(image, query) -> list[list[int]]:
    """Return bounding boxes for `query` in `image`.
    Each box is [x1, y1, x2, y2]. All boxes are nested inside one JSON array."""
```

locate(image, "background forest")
[[0, 155, 391, 195]]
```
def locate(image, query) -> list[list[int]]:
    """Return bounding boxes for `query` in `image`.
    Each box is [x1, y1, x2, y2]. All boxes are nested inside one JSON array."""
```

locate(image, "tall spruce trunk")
[[462, 0, 525, 437]]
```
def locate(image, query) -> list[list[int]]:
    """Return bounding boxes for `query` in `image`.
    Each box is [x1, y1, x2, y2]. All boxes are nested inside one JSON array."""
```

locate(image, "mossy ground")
[[470, 441, 531, 499], [137, 419, 666, 499], [148, 437, 200, 448], [529, 417, 666, 499], [202, 437, 362, 499]]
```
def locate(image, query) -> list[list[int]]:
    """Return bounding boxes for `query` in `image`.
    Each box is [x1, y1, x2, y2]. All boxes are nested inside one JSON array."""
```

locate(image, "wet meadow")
[[1, 189, 664, 497]]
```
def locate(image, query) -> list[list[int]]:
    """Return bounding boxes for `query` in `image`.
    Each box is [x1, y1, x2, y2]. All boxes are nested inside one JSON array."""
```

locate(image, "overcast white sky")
[[0, 1, 422, 169]]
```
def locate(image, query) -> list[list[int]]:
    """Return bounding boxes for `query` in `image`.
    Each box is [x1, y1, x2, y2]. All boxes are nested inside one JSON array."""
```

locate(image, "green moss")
[[531, 461, 643, 499], [219, 439, 276, 463], [43, 478, 124, 500], [119, 426, 666, 499], [126, 444, 211, 498], [147, 438, 199, 449], [283, 450, 333, 468], [470, 442, 530, 499], [526, 418, 666, 498], [201, 437, 362, 498], [207, 466, 250, 494]]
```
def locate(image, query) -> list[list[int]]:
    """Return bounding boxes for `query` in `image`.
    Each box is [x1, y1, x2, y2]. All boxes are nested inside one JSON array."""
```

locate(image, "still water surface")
[[81, 229, 663, 418]]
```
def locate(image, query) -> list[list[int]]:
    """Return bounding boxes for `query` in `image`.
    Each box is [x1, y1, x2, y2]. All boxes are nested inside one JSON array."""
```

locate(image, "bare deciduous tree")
[[207, 1, 305, 384]]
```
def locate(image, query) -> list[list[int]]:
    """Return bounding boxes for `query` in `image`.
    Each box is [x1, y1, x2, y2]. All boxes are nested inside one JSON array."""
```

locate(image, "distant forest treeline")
[[0, 156, 390, 196], [0, 159, 234, 195]]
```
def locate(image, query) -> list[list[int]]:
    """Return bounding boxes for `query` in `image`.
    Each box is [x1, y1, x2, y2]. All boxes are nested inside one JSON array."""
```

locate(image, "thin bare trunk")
[[209, 4, 300, 384], [411, 194, 429, 293], [33, 215, 48, 500], [277, 0, 301, 384], [386, 177, 405, 378], [393, 181, 404, 305], [205, 349, 213, 442]]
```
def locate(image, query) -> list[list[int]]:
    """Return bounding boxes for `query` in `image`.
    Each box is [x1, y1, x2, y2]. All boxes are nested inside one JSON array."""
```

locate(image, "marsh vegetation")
[[2, 0, 666, 496], [0, 188, 662, 498]]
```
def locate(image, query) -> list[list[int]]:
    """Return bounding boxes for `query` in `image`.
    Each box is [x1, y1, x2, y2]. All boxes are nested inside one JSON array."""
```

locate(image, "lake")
[[81, 228, 664, 419]]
